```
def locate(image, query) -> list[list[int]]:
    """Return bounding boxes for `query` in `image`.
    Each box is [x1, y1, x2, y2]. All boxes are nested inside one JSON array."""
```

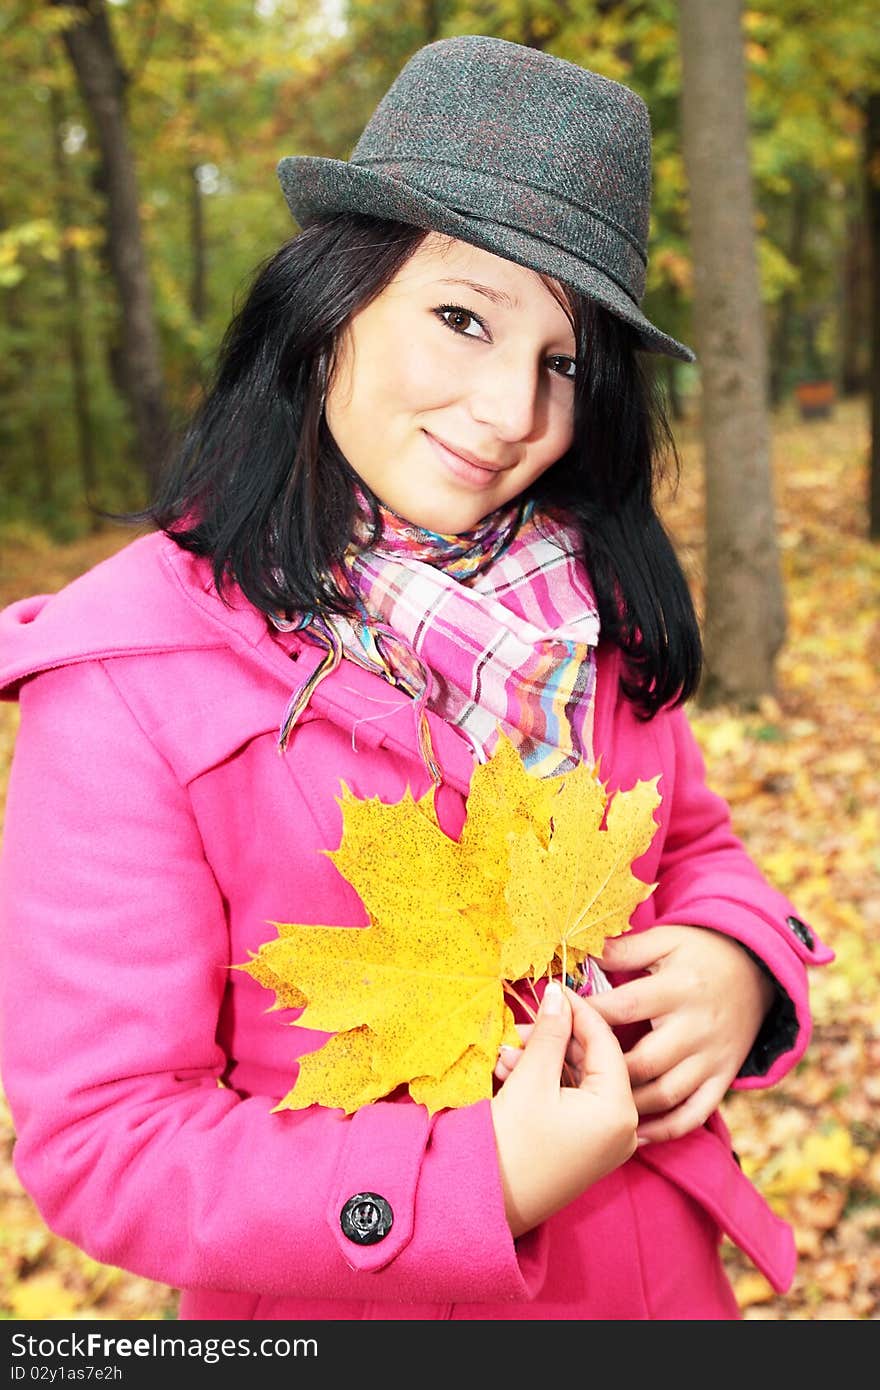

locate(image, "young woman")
[[0, 34, 831, 1321]]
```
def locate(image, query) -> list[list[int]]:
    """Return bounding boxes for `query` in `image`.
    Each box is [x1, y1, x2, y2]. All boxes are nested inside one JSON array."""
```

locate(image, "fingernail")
[[542, 981, 562, 1015], [498, 1044, 520, 1062]]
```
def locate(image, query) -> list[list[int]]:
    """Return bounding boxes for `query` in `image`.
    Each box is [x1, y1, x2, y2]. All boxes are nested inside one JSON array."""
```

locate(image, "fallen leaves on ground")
[[661, 396, 880, 1321], [0, 395, 876, 1319]]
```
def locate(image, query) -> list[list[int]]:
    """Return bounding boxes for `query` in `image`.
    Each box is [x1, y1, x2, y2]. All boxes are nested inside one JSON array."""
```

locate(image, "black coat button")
[[785, 915, 814, 950], [340, 1192, 393, 1245]]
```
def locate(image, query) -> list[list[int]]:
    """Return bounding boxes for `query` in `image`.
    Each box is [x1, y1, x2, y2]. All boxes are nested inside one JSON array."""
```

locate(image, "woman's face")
[[324, 233, 577, 534]]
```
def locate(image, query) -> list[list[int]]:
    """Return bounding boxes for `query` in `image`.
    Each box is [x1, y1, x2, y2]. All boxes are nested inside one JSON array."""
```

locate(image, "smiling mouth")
[[425, 432, 510, 473]]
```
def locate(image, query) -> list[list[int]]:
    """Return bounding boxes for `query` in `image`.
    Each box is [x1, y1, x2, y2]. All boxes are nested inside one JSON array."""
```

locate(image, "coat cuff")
[[327, 1100, 431, 1272], [326, 1098, 548, 1302]]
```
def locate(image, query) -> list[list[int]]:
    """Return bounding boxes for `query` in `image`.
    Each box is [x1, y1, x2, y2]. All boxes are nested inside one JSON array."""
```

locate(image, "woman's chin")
[[366, 488, 496, 537]]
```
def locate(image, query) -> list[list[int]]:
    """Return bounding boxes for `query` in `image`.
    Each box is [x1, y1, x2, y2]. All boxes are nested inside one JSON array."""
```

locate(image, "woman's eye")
[[548, 355, 577, 380], [436, 306, 486, 338]]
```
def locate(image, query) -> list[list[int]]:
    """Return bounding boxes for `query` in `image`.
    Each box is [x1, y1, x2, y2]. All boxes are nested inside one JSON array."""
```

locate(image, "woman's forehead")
[[387, 233, 573, 321]]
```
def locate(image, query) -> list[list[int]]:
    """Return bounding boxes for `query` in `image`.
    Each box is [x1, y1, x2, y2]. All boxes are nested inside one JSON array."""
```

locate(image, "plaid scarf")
[[271, 497, 600, 783]]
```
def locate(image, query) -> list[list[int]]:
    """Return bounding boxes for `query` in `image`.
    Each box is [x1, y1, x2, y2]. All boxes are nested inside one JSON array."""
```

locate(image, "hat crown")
[[350, 36, 652, 279], [276, 33, 695, 360]]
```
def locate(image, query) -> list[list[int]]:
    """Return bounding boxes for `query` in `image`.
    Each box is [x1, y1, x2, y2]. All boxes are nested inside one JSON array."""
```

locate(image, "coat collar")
[[0, 529, 620, 798]]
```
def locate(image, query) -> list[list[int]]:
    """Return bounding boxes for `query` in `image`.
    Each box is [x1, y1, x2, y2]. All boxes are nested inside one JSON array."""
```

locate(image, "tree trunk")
[[189, 162, 206, 321], [0, 202, 55, 512], [867, 92, 880, 542], [840, 209, 869, 398], [421, 0, 443, 41], [50, 82, 100, 525], [184, 34, 206, 325], [768, 181, 811, 408], [678, 0, 786, 705], [53, 0, 172, 492]]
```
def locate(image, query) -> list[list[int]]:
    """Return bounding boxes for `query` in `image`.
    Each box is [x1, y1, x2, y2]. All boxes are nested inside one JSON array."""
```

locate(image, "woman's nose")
[[467, 354, 543, 442]]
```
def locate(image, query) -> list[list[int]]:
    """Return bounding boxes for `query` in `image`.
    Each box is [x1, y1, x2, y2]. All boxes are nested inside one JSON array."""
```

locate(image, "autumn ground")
[[0, 395, 877, 1321]]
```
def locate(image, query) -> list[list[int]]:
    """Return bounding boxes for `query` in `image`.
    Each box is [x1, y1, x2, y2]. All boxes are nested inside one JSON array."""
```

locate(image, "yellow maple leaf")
[[329, 784, 490, 926], [239, 731, 660, 1114], [505, 765, 661, 977], [456, 731, 560, 864], [246, 904, 516, 1115]]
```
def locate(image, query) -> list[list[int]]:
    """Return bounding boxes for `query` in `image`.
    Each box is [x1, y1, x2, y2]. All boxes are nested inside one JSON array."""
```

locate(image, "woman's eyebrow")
[[436, 277, 519, 309]]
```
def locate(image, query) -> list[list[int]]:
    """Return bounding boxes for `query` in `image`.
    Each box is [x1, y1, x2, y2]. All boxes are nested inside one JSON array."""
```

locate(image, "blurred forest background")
[[1, 0, 879, 1321]]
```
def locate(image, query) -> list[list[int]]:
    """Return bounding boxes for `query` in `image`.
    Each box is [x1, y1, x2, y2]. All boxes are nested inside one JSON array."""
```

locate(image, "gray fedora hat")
[[277, 34, 694, 363]]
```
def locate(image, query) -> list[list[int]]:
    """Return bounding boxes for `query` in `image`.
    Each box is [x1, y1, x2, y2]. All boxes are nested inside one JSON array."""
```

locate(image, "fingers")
[[506, 981, 572, 1087], [493, 1043, 522, 1082], [567, 990, 630, 1090], [493, 1021, 532, 1081], [635, 1079, 721, 1145], [586, 974, 665, 1029], [629, 1055, 708, 1116], [597, 928, 674, 974], [495, 983, 631, 1092], [491, 984, 638, 1237]]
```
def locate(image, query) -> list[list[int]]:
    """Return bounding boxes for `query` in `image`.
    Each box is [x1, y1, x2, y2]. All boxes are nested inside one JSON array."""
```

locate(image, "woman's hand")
[[490, 982, 637, 1239], [589, 924, 777, 1143]]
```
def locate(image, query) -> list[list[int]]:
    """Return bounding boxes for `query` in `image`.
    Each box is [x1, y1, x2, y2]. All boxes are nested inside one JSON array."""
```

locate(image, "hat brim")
[[277, 155, 695, 364]]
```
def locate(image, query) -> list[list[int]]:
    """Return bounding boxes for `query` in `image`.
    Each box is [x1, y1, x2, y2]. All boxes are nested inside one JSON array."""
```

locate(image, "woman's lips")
[[424, 432, 509, 487]]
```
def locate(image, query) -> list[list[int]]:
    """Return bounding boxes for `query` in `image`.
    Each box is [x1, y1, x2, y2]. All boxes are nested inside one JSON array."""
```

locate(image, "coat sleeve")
[[645, 704, 833, 1090], [0, 660, 547, 1304]]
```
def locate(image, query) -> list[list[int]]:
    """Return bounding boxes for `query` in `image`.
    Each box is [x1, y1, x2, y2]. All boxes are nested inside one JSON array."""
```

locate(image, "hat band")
[[352, 156, 647, 302], [445, 208, 644, 312]]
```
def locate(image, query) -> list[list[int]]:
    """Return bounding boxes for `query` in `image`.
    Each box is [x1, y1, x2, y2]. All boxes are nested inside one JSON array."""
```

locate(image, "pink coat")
[[0, 533, 832, 1320]]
